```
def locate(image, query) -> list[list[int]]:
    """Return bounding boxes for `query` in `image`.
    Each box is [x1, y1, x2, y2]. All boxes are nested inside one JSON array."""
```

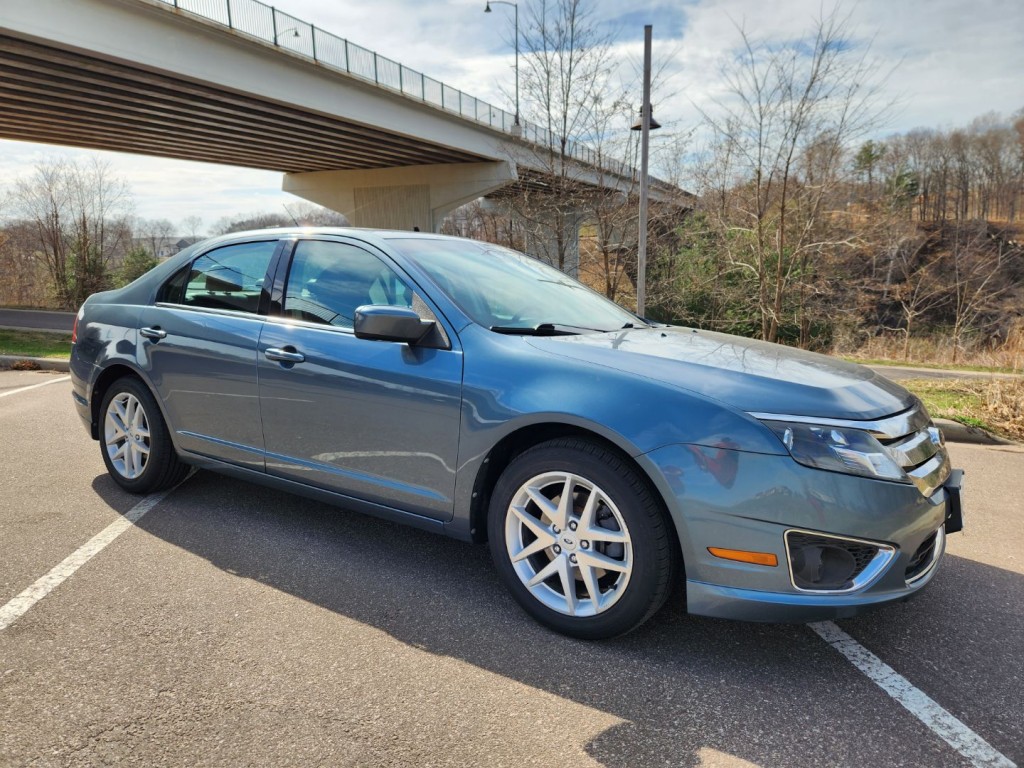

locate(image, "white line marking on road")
[[0, 490, 172, 631], [810, 621, 1016, 768], [0, 375, 70, 399]]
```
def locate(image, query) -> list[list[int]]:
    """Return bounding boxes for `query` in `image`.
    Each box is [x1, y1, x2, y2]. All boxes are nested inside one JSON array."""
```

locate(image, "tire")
[[488, 437, 677, 639], [99, 376, 189, 494]]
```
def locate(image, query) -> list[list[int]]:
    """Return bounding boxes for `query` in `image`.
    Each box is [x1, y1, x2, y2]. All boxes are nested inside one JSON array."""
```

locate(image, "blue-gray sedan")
[[70, 228, 964, 638]]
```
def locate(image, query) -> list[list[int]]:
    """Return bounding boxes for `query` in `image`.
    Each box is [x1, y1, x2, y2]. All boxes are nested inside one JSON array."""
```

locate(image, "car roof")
[[205, 227, 461, 242]]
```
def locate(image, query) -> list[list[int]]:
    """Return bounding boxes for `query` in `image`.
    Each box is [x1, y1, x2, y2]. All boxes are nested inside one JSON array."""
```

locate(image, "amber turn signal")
[[707, 547, 778, 567]]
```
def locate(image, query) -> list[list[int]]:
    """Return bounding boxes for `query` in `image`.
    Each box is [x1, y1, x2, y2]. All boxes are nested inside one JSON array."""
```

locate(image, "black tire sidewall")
[[488, 439, 674, 639], [98, 376, 178, 494]]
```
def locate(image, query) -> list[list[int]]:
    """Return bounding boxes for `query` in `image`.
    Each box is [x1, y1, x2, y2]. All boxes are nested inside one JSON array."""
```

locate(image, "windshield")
[[389, 238, 643, 333]]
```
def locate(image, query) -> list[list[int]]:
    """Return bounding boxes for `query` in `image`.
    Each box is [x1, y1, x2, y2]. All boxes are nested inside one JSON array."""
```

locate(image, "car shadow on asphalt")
[[96, 471, 1019, 767]]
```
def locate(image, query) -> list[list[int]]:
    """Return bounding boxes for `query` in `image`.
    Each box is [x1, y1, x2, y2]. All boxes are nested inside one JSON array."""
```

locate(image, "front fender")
[[449, 326, 786, 532]]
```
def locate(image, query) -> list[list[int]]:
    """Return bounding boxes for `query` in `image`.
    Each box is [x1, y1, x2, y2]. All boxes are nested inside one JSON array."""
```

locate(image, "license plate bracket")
[[944, 468, 965, 534]]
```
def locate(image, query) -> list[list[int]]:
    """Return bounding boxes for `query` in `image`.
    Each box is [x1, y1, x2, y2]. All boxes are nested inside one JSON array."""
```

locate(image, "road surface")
[[0, 308, 75, 333], [1, 370, 1020, 767]]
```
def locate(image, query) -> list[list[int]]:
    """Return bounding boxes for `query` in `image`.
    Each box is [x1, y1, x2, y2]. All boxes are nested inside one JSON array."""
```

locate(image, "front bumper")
[[639, 443, 960, 623]]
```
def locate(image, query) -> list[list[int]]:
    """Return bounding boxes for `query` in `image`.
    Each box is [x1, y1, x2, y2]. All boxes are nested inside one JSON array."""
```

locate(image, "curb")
[[0, 355, 70, 372], [933, 418, 1015, 446], [0, 325, 71, 335]]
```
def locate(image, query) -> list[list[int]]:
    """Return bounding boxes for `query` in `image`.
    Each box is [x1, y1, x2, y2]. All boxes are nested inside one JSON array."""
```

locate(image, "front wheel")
[[99, 376, 188, 493], [488, 438, 677, 639]]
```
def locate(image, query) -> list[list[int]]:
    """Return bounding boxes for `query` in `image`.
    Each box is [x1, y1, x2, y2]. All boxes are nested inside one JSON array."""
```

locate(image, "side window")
[[179, 241, 277, 314], [283, 240, 420, 330], [156, 265, 189, 304]]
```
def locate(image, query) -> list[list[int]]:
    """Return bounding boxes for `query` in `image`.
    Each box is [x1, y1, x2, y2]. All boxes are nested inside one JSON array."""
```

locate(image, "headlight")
[[762, 421, 910, 483]]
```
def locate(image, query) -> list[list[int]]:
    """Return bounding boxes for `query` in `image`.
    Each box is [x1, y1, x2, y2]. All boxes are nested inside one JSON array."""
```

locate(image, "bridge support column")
[[283, 161, 517, 233], [522, 210, 586, 279], [481, 199, 585, 278]]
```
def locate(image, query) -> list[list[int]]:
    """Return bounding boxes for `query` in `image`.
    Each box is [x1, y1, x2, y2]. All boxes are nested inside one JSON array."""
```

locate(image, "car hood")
[[527, 327, 913, 421]]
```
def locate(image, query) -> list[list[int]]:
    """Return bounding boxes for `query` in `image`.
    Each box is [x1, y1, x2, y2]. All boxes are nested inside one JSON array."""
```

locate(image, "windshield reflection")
[[390, 238, 643, 334]]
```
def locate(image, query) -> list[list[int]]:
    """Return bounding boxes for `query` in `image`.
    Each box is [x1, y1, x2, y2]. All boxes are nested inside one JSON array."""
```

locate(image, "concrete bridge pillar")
[[522, 210, 586, 279], [480, 198, 586, 278], [283, 161, 517, 233]]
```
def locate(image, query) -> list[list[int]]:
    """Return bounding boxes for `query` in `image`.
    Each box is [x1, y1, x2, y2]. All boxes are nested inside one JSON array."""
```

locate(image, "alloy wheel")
[[504, 471, 633, 617], [104, 392, 151, 480]]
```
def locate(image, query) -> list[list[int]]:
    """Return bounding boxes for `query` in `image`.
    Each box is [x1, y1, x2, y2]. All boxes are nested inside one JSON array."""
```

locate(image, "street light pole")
[[274, 27, 300, 44], [636, 24, 653, 317], [484, 1, 520, 135]]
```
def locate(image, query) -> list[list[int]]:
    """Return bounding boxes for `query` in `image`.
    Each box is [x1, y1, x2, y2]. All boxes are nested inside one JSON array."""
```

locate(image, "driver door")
[[256, 237, 463, 521]]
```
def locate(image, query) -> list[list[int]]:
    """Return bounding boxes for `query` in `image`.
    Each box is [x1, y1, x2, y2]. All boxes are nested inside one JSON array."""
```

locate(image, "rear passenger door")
[[139, 238, 280, 470]]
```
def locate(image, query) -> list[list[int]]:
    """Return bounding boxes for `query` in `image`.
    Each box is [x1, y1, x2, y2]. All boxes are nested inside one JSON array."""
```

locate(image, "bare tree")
[[180, 215, 204, 241], [12, 158, 133, 308], [883, 231, 948, 360], [135, 218, 176, 257], [499, 0, 635, 276], [948, 222, 1014, 361], [695, 10, 891, 343]]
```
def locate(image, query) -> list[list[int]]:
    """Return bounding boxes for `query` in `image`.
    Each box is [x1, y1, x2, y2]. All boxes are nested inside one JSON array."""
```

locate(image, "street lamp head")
[[626, 108, 659, 132], [274, 27, 300, 43], [482, 0, 520, 134]]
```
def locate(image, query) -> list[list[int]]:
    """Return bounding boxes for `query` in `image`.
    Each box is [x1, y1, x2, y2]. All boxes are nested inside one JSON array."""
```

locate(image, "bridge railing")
[[159, 0, 651, 183]]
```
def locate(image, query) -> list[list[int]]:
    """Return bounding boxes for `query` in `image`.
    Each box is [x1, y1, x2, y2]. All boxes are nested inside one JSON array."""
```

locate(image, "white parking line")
[[0, 490, 172, 631], [0, 375, 70, 399], [811, 621, 1016, 768]]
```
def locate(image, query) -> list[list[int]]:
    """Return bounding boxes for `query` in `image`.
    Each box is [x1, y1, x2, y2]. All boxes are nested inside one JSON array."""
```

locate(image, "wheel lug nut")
[[553, 545, 561, 554], [569, 554, 577, 563], [552, 526, 560, 534], [581, 541, 590, 549], [568, 521, 578, 531]]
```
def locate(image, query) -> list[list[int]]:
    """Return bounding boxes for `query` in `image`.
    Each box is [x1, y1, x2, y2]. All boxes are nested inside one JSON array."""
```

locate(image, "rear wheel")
[[100, 376, 188, 493], [488, 438, 677, 639]]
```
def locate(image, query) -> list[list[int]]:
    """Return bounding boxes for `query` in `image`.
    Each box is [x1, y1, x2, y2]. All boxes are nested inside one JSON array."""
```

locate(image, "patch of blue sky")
[[601, 3, 691, 41]]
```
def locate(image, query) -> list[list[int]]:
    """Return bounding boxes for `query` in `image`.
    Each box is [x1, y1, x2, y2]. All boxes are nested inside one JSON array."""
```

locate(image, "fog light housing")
[[785, 530, 895, 593], [791, 544, 856, 589]]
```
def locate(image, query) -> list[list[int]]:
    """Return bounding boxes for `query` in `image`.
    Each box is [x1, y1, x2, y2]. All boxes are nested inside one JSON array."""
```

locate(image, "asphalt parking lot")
[[1, 369, 1021, 767]]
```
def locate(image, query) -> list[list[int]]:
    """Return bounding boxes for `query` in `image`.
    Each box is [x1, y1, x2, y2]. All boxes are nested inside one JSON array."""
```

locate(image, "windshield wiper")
[[490, 322, 609, 336]]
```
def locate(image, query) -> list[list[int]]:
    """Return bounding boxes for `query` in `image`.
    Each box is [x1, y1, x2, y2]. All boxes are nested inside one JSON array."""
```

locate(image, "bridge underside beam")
[[283, 162, 518, 233], [0, 34, 484, 173]]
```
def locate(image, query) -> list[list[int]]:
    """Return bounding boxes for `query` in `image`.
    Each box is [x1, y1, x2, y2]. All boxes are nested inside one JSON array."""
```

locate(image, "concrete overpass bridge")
[[1, 0, 683, 250]]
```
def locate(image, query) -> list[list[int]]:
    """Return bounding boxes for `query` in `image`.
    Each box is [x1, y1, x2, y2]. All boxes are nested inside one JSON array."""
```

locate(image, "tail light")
[[72, 307, 82, 344]]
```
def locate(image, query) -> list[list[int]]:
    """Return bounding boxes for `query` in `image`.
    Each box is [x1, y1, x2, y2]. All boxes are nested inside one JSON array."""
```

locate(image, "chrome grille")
[[750, 400, 952, 496], [875, 403, 951, 497]]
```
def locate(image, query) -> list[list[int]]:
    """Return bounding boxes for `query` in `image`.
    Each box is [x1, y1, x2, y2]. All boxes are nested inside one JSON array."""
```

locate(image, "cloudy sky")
[[2, 0, 1022, 229]]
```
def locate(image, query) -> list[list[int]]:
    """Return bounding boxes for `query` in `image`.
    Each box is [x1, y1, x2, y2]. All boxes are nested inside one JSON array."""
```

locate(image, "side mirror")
[[353, 305, 433, 345]]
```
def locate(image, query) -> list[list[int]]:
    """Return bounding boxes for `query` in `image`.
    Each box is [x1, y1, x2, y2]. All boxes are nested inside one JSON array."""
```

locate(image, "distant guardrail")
[[153, 0, 663, 185]]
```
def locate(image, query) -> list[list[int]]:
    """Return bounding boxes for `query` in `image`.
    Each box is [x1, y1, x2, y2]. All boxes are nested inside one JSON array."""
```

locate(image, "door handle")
[[265, 347, 305, 364], [140, 326, 167, 340]]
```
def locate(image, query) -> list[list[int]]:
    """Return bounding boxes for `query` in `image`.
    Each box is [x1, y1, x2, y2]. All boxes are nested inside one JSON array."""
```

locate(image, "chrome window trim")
[[262, 312, 356, 336], [784, 529, 896, 595], [750, 404, 930, 440], [153, 302, 267, 321]]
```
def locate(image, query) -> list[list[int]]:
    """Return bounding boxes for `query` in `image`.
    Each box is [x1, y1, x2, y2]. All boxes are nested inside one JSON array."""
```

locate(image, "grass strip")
[[844, 357, 1020, 375], [0, 329, 73, 359], [899, 378, 1023, 441]]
